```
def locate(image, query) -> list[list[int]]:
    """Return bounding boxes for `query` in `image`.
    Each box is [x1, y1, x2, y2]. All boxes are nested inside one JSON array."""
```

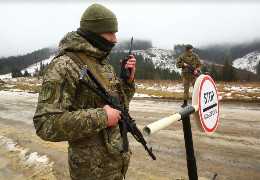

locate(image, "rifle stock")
[[184, 61, 200, 75]]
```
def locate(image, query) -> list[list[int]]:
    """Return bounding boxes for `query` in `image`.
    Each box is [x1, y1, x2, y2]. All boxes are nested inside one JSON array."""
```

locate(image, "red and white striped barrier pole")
[[219, 91, 235, 100]]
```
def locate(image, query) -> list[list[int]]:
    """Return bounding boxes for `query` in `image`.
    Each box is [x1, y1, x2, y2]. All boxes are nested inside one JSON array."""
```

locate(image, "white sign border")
[[198, 76, 219, 134]]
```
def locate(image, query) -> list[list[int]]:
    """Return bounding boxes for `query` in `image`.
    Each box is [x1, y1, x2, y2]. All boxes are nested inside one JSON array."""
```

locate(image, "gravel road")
[[0, 91, 259, 180]]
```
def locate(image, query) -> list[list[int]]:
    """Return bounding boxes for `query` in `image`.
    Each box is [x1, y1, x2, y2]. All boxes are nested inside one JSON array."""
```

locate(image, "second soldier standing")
[[176, 44, 201, 107]]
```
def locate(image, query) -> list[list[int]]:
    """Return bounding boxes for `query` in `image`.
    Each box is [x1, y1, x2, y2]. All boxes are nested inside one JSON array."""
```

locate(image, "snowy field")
[[135, 80, 260, 100], [0, 77, 259, 101]]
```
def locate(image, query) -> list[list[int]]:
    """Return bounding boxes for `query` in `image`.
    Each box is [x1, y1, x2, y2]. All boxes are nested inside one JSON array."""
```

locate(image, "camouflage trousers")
[[68, 144, 130, 180], [182, 75, 197, 100]]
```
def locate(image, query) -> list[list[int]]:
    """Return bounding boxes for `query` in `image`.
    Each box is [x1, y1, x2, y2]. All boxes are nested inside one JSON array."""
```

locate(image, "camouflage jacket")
[[176, 52, 201, 77], [33, 31, 136, 155]]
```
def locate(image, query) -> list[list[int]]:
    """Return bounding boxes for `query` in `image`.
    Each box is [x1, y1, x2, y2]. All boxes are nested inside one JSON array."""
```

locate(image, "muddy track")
[[0, 91, 259, 180]]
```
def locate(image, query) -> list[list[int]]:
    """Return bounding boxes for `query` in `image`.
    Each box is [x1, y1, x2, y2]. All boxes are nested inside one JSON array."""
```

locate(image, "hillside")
[[174, 40, 260, 64], [0, 55, 55, 79], [0, 48, 51, 75], [133, 48, 215, 75], [109, 50, 181, 80], [0, 48, 182, 80], [133, 48, 260, 81], [233, 51, 260, 74], [1, 43, 260, 81]]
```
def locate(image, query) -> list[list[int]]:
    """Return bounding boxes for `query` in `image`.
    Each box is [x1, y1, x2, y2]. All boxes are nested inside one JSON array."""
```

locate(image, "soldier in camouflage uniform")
[[33, 4, 136, 180], [176, 44, 201, 107]]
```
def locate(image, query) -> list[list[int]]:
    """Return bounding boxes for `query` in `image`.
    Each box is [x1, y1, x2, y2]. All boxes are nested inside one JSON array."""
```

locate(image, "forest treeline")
[[113, 39, 152, 51], [174, 40, 260, 64], [110, 39, 180, 80], [0, 40, 181, 80], [202, 59, 260, 82], [1, 39, 259, 81], [0, 48, 50, 75]]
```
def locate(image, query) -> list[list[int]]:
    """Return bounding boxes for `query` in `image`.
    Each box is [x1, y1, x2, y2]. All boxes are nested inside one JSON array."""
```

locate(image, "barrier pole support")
[[181, 114, 198, 180]]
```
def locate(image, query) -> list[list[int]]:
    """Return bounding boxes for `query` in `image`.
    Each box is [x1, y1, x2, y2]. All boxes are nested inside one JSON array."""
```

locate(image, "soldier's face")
[[99, 32, 117, 44], [187, 48, 193, 53]]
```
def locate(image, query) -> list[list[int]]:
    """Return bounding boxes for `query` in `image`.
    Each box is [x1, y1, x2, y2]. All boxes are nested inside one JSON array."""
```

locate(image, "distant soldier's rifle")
[[79, 65, 156, 160], [184, 61, 199, 75]]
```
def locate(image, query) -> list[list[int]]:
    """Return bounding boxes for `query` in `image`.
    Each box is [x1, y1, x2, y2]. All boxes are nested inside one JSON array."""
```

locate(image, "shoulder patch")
[[39, 81, 55, 101]]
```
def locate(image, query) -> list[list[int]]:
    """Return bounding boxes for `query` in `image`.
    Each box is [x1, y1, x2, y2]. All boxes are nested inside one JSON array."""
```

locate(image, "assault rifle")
[[79, 65, 156, 160], [120, 37, 133, 79], [184, 61, 199, 75]]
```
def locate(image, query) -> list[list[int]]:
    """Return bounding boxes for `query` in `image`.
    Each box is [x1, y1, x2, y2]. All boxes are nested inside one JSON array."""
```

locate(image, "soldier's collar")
[[77, 28, 115, 53], [185, 52, 192, 57]]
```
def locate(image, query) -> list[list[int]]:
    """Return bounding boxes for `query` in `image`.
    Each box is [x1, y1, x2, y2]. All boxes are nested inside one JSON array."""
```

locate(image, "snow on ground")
[[0, 73, 12, 79], [223, 85, 260, 93], [233, 51, 260, 74], [136, 83, 186, 93], [0, 135, 54, 170], [135, 82, 259, 100], [2, 81, 260, 98], [133, 93, 162, 98]]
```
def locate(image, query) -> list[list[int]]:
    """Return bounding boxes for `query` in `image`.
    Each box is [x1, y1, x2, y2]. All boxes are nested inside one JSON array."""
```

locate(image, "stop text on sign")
[[204, 91, 214, 104]]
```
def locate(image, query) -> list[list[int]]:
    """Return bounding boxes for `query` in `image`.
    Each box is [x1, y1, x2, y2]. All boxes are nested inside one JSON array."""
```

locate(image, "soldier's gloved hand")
[[103, 105, 121, 126], [194, 69, 198, 75]]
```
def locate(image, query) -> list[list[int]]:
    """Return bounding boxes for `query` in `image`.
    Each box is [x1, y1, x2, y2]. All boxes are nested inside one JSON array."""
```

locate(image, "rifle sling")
[[119, 120, 129, 152], [65, 51, 109, 93], [65, 51, 130, 152]]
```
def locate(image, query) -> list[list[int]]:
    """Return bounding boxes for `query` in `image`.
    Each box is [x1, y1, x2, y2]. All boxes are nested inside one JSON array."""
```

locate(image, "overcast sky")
[[1, 0, 260, 57]]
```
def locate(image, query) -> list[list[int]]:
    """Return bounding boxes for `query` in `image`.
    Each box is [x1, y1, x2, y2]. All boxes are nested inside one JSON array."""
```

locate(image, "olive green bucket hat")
[[80, 4, 118, 34]]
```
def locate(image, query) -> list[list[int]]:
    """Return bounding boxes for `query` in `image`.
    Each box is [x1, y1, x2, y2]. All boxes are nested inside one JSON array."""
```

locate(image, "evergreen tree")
[[257, 61, 260, 75], [11, 67, 23, 78], [221, 60, 229, 81], [113, 40, 152, 51], [229, 61, 237, 81], [210, 63, 218, 81], [23, 70, 30, 77], [38, 62, 46, 76], [221, 59, 237, 81], [218, 72, 221, 81], [201, 64, 209, 75]]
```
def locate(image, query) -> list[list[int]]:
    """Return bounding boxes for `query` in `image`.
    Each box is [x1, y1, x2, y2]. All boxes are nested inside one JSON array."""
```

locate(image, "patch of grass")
[[13, 84, 42, 91], [1, 77, 259, 101], [0, 77, 43, 92], [135, 79, 260, 101], [136, 88, 184, 99]]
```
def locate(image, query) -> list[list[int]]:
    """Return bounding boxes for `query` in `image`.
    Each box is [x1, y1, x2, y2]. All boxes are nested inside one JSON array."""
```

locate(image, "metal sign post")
[[181, 114, 198, 180]]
